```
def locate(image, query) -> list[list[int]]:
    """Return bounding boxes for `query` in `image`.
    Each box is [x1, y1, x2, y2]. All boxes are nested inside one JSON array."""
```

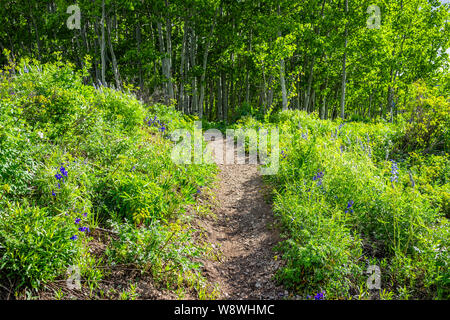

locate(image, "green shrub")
[[0, 203, 85, 289], [257, 109, 448, 299], [0, 58, 217, 297]]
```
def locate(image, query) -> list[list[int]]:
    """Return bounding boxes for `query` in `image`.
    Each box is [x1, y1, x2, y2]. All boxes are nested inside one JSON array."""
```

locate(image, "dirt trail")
[[199, 138, 285, 300]]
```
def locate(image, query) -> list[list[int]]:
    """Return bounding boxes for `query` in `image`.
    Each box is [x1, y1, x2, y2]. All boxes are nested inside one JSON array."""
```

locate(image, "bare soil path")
[[198, 138, 286, 300]]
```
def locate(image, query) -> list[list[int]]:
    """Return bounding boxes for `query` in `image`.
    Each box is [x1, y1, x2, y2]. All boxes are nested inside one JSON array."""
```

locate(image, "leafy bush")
[[398, 80, 450, 155], [0, 58, 217, 297], [238, 109, 449, 299], [0, 203, 84, 289]]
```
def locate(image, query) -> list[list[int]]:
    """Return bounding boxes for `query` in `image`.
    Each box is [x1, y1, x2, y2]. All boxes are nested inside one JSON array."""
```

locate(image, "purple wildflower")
[[314, 292, 325, 300], [345, 200, 354, 213]]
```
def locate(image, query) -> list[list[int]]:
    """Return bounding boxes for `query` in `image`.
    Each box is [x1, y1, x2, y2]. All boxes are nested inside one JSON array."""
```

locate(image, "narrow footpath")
[[199, 138, 286, 299]]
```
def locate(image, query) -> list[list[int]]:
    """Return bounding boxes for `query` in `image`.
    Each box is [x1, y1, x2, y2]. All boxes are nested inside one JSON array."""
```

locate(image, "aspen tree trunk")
[[164, 1, 174, 101], [179, 19, 188, 113], [261, 63, 267, 112], [340, 0, 348, 120], [277, 5, 288, 111], [100, 0, 106, 86], [209, 82, 214, 121], [136, 17, 143, 91], [28, 3, 42, 61], [245, 30, 252, 104], [310, 89, 316, 112], [267, 75, 274, 110], [107, 15, 121, 89], [157, 21, 168, 104], [222, 72, 228, 123], [217, 76, 222, 120], [190, 27, 198, 114], [304, 58, 315, 111], [198, 7, 219, 118]]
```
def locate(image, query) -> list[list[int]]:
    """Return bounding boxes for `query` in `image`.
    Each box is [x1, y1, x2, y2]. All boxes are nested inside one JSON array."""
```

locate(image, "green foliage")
[[0, 203, 84, 289], [397, 81, 450, 155], [237, 110, 449, 299], [0, 59, 217, 298]]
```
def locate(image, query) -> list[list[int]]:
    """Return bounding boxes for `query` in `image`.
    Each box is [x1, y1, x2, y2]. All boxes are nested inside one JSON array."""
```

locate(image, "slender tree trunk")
[[190, 26, 198, 114], [198, 7, 219, 118], [222, 72, 228, 123], [304, 58, 315, 111], [217, 76, 222, 121], [278, 5, 288, 111], [310, 89, 316, 113], [179, 18, 188, 113], [100, 0, 106, 86], [28, 3, 42, 60], [164, 1, 174, 101], [157, 21, 168, 104], [209, 81, 214, 121], [245, 30, 252, 104], [340, 0, 349, 120], [107, 15, 121, 89], [136, 16, 143, 91]]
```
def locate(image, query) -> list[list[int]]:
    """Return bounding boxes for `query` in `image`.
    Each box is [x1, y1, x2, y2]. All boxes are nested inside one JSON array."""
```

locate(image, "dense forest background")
[[1, 0, 449, 122]]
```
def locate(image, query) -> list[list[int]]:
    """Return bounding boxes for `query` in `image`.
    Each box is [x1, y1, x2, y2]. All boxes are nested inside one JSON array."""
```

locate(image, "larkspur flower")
[[390, 160, 399, 183], [83, 212, 88, 217], [70, 235, 78, 240], [52, 191, 56, 196], [345, 200, 354, 213], [60, 166, 68, 177], [78, 227, 89, 232], [75, 218, 81, 224], [313, 171, 324, 186], [55, 173, 63, 181], [314, 292, 325, 300]]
